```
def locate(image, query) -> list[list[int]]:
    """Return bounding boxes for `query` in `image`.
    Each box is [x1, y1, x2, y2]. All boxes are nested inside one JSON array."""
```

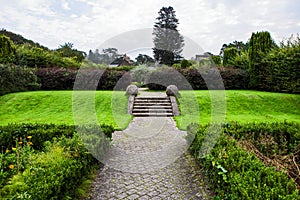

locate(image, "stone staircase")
[[132, 96, 173, 117]]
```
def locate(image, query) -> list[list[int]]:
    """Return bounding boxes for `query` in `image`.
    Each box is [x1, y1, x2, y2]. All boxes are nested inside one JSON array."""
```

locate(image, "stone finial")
[[126, 84, 138, 96], [166, 85, 179, 96]]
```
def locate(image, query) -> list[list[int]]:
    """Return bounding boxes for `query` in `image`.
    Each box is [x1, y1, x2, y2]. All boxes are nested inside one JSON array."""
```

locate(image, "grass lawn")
[[0, 90, 299, 130], [0, 91, 131, 130], [175, 90, 300, 129]]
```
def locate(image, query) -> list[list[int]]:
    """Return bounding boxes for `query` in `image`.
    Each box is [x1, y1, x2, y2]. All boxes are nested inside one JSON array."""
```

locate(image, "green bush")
[[15, 45, 81, 68], [0, 123, 114, 152], [188, 123, 299, 199], [145, 66, 249, 90], [180, 59, 192, 68], [223, 122, 300, 157], [131, 65, 153, 83], [0, 64, 40, 95], [36, 67, 132, 90], [0, 123, 115, 198], [0, 134, 98, 199], [260, 36, 300, 93], [0, 35, 16, 64]]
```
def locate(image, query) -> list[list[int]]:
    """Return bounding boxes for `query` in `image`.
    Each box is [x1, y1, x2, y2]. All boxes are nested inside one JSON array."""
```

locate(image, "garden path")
[[84, 92, 214, 199]]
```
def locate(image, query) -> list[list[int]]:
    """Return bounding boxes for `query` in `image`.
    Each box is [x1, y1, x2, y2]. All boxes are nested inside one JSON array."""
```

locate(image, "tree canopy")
[[153, 6, 184, 65]]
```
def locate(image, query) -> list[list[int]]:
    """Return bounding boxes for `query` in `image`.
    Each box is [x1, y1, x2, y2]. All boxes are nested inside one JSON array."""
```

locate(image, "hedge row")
[[0, 64, 40, 95], [0, 64, 132, 95], [223, 122, 300, 157], [37, 67, 132, 90], [188, 122, 299, 199], [0, 123, 114, 151], [145, 66, 249, 90]]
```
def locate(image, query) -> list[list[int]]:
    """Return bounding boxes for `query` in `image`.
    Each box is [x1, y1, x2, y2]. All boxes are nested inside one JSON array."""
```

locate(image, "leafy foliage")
[[145, 67, 249, 90], [248, 31, 276, 88], [56, 42, 86, 62], [0, 29, 47, 49], [87, 48, 121, 65], [0, 35, 16, 64], [0, 123, 114, 198], [223, 47, 238, 67], [0, 64, 40, 95], [259, 35, 300, 93], [131, 65, 153, 83], [36, 67, 131, 90], [15, 44, 81, 68], [188, 122, 300, 199], [135, 54, 155, 65]]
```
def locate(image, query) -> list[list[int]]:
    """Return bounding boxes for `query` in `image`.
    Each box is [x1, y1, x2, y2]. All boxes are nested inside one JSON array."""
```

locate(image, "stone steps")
[[132, 96, 174, 117]]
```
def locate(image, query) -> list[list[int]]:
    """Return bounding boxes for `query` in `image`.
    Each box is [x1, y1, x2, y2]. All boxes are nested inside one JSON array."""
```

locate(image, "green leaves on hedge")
[[188, 122, 300, 199]]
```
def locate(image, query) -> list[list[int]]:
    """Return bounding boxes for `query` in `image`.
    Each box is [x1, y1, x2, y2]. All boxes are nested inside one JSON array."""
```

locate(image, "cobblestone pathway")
[[85, 92, 214, 199]]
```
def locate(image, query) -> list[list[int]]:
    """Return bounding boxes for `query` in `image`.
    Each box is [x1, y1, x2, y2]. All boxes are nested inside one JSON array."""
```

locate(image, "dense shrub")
[[0, 35, 16, 64], [98, 68, 131, 90], [0, 123, 114, 151], [0, 64, 40, 95], [223, 122, 300, 157], [36, 67, 77, 90], [36, 67, 131, 90], [15, 45, 81, 68], [145, 66, 192, 90], [0, 123, 114, 198], [145, 66, 249, 90], [188, 123, 299, 199], [0, 134, 98, 199], [130, 65, 153, 83], [259, 37, 300, 93]]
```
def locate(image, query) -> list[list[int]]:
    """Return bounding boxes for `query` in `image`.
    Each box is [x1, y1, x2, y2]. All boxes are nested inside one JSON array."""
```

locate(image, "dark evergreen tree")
[[153, 6, 184, 65], [135, 54, 154, 65], [56, 42, 85, 62], [248, 31, 276, 88]]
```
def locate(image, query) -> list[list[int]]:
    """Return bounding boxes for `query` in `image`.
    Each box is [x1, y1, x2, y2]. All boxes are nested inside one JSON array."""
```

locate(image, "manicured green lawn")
[[0, 90, 299, 130], [175, 90, 300, 129], [0, 91, 131, 129]]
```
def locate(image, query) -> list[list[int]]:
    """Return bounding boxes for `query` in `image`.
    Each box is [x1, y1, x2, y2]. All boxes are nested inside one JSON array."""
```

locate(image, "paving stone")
[[84, 92, 214, 200]]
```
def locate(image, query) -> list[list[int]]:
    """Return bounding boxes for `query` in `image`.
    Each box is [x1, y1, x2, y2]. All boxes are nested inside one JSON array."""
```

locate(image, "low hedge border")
[[0, 123, 115, 199], [188, 122, 300, 199]]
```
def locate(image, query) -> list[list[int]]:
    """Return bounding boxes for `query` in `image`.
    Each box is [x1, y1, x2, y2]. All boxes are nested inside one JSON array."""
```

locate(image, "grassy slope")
[[0, 91, 131, 129], [0, 90, 299, 129], [175, 90, 300, 129]]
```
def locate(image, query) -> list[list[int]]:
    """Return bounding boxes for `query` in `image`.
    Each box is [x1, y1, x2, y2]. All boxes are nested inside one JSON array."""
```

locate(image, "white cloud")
[[1, 0, 299, 55], [61, 0, 71, 10]]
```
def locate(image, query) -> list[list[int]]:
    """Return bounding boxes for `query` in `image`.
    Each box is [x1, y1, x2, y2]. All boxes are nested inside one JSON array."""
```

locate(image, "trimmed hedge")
[[145, 66, 249, 90], [0, 123, 115, 199], [223, 122, 300, 157], [188, 122, 299, 199], [0, 64, 40, 95], [0, 123, 114, 151], [36, 67, 131, 90]]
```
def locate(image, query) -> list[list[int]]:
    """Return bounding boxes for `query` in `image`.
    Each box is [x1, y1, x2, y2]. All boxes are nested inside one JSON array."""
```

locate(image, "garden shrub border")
[[188, 122, 300, 199], [0, 123, 115, 199]]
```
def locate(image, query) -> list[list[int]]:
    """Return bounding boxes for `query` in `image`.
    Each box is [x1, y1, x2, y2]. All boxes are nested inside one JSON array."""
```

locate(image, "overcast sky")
[[1, 0, 299, 57]]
